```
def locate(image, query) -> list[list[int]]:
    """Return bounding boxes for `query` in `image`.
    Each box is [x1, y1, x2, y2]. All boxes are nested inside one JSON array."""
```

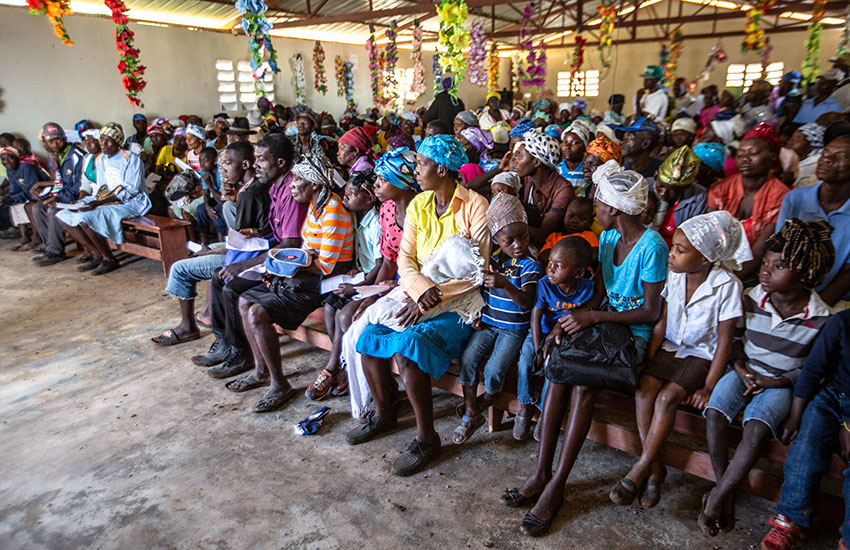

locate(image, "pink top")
[[699, 105, 721, 128], [459, 163, 484, 186], [379, 199, 403, 263]]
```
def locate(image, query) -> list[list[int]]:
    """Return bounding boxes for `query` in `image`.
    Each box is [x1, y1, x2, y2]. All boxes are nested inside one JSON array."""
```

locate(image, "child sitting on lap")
[[538, 197, 599, 264], [455, 193, 541, 443], [490, 171, 521, 197], [697, 219, 835, 538], [609, 211, 750, 509]]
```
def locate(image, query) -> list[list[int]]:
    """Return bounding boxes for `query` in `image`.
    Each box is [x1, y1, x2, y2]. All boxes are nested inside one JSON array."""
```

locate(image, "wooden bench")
[[277, 310, 846, 522], [108, 215, 191, 276]]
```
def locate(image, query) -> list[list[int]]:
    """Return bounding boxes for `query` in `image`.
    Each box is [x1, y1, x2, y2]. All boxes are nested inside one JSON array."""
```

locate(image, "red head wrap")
[[339, 126, 378, 160], [742, 122, 781, 155]]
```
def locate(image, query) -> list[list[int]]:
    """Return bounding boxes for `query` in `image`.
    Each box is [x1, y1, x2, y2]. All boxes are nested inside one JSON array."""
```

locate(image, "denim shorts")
[[704, 369, 793, 438]]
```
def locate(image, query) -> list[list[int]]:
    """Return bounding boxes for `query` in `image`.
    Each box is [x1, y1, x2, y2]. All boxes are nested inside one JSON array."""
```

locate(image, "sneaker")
[[207, 346, 252, 379], [330, 370, 349, 397], [191, 338, 229, 367], [37, 252, 67, 266], [761, 514, 805, 550], [305, 369, 335, 401], [345, 414, 397, 445], [392, 438, 442, 476]]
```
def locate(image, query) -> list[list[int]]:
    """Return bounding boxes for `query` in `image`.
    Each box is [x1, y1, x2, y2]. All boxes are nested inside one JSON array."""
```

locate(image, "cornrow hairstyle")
[[349, 169, 377, 199], [765, 218, 835, 288]]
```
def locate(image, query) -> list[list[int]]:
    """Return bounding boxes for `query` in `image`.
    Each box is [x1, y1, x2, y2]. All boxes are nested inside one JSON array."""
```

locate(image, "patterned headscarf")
[[487, 192, 528, 236], [100, 122, 124, 146], [679, 211, 753, 271], [292, 153, 334, 189], [461, 127, 494, 162], [586, 136, 622, 164], [742, 122, 781, 154], [0, 146, 20, 158], [522, 130, 561, 168], [693, 142, 727, 174], [562, 119, 594, 147], [339, 126, 379, 160], [766, 219, 835, 287], [592, 160, 648, 216], [657, 146, 701, 187], [455, 111, 479, 127], [544, 124, 562, 138], [387, 132, 416, 151], [572, 99, 587, 113], [417, 135, 468, 172], [509, 118, 536, 138], [186, 124, 205, 141], [491, 171, 521, 191], [798, 123, 825, 150], [374, 147, 418, 191]]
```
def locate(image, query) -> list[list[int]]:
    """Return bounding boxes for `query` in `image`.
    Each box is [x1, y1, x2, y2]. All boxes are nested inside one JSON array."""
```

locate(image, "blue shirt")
[[49, 144, 85, 203], [6, 163, 45, 204], [792, 96, 844, 124], [777, 182, 850, 299], [599, 228, 669, 340], [482, 252, 541, 330], [556, 160, 587, 195], [534, 275, 595, 335], [795, 309, 850, 402], [199, 168, 222, 192]]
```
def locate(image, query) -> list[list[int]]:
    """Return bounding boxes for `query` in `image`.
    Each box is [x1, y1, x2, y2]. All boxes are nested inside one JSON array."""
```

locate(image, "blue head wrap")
[[417, 135, 468, 172], [74, 120, 90, 134], [544, 124, 562, 138], [693, 142, 727, 174], [375, 147, 418, 191], [509, 118, 536, 138]]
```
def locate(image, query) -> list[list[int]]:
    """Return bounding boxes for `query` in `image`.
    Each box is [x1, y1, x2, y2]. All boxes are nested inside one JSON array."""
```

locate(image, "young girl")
[[503, 161, 668, 536], [702, 219, 835, 538], [608, 210, 751, 509]]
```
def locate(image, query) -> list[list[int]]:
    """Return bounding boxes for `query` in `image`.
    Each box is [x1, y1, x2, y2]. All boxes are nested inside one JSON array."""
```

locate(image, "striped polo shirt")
[[301, 192, 354, 275], [481, 252, 541, 331], [740, 284, 833, 384]]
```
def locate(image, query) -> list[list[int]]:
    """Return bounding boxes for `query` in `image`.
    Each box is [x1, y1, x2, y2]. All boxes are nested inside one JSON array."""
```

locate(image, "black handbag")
[[544, 320, 642, 392]]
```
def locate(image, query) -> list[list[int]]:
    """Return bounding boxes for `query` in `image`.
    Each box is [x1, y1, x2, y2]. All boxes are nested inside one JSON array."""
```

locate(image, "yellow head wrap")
[[657, 145, 701, 187]]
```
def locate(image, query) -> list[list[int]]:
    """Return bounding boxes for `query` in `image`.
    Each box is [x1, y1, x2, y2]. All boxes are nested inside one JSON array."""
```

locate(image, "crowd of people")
[[3, 55, 850, 548]]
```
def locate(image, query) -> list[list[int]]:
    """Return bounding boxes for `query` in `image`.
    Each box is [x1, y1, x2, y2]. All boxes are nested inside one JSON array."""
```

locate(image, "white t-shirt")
[[661, 266, 744, 361], [639, 89, 669, 120]]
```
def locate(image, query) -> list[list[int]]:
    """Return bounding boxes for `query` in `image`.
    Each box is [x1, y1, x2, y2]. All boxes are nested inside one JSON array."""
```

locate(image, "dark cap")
[[42, 122, 65, 140], [225, 117, 257, 136]]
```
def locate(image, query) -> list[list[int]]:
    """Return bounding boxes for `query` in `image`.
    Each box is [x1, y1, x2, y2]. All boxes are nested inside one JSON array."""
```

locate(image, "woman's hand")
[[395, 296, 422, 328], [417, 287, 442, 311], [352, 295, 379, 321], [558, 309, 597, 335]]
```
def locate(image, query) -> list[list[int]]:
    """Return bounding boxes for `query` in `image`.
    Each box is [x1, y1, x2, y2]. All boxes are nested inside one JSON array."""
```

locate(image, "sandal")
[[151, 328, 201, 346], [639, 465, 667, 508], [501, 488, 541, 508], [455, 393, 493, 418], [254, 387, 297, 413], [609, 477, 639, 506], [453, 414, 485, 444], [697, 491, 722, 537], [195, 312, 212, 328], [520, 500, 562, 537], [225, 375, 270, 393]]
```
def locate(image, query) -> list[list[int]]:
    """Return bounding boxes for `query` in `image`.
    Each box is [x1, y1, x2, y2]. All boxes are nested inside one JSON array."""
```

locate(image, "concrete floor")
[[0, 243, 841, 550]]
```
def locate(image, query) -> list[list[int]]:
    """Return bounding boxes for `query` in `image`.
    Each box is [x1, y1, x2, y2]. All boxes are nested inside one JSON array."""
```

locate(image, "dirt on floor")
[[0, 244, 841, 550]]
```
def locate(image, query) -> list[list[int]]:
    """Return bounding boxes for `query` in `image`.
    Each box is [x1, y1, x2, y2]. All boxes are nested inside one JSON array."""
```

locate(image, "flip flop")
[[225, 375, 270, 393], [195, 312, 212, 328], [151, 329, 201, 346], [609, 477, 639, 506], [254, 387, 298, 413]]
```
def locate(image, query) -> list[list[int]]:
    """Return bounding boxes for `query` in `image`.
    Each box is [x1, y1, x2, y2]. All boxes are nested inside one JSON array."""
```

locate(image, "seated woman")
[[56, 123, 151, 276], [478, 91, 510, 131], [228, 154, 354, 413], [345, 135, 490, 476], [337, 126, 378, 176], [504, 162, 667, 536], [582, 136, 622, 196], [651, 145, 708, 247], [707, 122, 789, 281]]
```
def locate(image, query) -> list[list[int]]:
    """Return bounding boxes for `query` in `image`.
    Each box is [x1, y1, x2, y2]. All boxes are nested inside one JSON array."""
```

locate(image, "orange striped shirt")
[[301, 192, 354, 275]]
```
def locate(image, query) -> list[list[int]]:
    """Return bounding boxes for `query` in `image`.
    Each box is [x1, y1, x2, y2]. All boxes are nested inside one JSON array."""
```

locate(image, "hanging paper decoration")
[[519, 3, 547, 95], [384, 21, 399, 107], [291, 53, 306, 106], [436, 0, 470, 98], [697, 40, 727, 81], [237, 0, 280, 94], [518, 3, 534, 89], [343, 61, 355, 110], [409, 19, 426, 102], [27, 0, 73, 45], [313, 41, 327, 95], [433, 53, 443, 98], [597, 0, 616, 69], [741, 0, 776, 56], [511, 52, 524, 95], [487, 43, 500, 93], [366, 25, 381, 106], [801, 0, 827, 87], [569, 35, 586, 94], [663, 28, 683, 86], [837, 3, 850, 58], [104, 0, 147, 107], [467, 20, 488, 88], [335, 55, 345, 97]]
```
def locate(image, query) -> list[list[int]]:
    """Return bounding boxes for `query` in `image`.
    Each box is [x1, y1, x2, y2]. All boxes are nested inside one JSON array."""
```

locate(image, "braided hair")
[[765, 218, 835, 288], [349, 169, 377, 199]]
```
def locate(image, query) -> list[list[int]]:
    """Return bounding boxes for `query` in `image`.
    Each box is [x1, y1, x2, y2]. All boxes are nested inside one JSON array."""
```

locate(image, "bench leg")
[[157, 227, 189, 277], [489, 406, 506, 432]]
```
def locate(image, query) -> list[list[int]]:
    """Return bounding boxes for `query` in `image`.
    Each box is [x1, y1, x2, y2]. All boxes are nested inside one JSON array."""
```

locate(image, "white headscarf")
[[678, 211, 753, 272], [522, 129, 561, 168], [561, 119, 594, 147], [491, 170, 521, 191], [596, 123, 620, 144], [592, 160, 647, 216]]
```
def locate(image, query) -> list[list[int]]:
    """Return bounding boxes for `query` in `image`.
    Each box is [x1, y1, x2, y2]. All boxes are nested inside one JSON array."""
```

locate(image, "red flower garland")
[[104, 0, 147, 107]]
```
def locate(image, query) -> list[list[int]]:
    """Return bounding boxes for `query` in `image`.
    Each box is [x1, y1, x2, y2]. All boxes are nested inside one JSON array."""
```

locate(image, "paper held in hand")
[[319, 272, 365, 294], [225, 228, 269, 252]]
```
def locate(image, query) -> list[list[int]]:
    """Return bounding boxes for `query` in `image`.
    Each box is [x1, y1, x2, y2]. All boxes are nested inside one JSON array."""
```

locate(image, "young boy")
[[538, 197, 599, 263], [455, 193, 541, 443], [760, 307, 850, 550], [306, 169, 383, 401], [196, 147, 226, 243]]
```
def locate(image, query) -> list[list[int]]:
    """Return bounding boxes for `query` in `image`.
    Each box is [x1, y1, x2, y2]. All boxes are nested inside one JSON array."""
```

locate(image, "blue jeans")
[[195, 202, 227, 236], [222, 200, 237, 230], [164, 250, 225, 299], [776, 386, 850, 541], [705, 370, 793, 438], [459, 324, 533, 404]]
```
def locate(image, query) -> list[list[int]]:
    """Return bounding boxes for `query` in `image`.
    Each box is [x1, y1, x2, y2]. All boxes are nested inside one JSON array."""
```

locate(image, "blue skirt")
[[356, 312, 473, 379]]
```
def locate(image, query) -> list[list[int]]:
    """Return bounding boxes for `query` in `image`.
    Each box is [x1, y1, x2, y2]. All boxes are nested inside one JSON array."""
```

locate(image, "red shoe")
[[305, 369, 335, 401], [330, 370, 348, 397], [760, 515, 805, 550]]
